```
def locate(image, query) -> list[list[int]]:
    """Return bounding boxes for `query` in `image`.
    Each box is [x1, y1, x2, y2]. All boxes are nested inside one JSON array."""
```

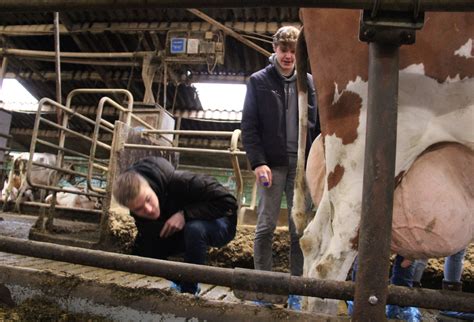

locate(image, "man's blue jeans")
[[150, 215, 237, 294], [351, 255, 421, 321], [352, 254, 414, 287]]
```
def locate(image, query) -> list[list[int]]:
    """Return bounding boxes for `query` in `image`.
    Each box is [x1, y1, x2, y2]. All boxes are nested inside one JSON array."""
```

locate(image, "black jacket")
[[126, 157, 238, 257], [241, 63, 320, 170]]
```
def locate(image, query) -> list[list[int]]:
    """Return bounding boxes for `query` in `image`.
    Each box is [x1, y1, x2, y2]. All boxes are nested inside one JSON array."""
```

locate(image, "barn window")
[[0, 79, 37, 110], [193, 83, 246, 112]]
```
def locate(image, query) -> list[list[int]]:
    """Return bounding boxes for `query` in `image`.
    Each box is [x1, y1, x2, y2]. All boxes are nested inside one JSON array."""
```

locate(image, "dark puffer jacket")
[[241, 61, 320, 170], [125, 157, 238, 257]]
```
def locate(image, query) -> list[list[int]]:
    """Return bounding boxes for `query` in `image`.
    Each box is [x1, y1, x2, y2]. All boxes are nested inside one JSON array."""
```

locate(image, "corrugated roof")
[[1, 8, 301, 114]]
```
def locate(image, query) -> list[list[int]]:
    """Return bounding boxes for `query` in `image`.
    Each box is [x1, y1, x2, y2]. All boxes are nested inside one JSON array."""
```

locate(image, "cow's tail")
[[292, 27, 311, 236]]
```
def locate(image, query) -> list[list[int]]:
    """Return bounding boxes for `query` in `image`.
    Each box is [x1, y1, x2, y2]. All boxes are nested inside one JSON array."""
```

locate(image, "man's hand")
[[254, 165, 272, 188], [160, 210, 185, 238]]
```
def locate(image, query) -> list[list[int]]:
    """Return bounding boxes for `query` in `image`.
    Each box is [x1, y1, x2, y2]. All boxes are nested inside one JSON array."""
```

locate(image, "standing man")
[[113, 156, 238, 295], [241, 26, 320, 309]]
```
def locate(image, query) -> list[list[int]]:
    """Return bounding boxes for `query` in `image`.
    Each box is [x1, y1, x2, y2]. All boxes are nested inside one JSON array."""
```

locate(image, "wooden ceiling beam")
[[0, 0, 467, 13]]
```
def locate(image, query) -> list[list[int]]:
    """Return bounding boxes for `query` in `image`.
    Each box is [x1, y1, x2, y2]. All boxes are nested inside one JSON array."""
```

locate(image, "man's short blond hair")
[[112, 171, 148, 207], [272, 26, 299, 46]]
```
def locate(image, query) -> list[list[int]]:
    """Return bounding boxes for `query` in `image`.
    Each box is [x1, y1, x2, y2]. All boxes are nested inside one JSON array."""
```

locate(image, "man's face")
[[273, 43, 296, 75], [127, 183, 160, 220]]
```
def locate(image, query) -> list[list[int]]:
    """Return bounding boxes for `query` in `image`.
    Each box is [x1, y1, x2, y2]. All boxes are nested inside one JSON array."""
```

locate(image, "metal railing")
[[123, 128, 247, 206]]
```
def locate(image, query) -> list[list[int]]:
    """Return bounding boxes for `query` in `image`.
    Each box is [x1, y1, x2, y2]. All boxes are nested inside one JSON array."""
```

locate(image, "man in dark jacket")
[[113, 156, 237, 295], [241, 26, 320, 309]]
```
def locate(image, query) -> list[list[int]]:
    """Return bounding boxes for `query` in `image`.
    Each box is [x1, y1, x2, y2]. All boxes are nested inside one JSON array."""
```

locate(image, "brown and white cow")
[[294, 10, 473, 313], [3, 152, 74, 211]]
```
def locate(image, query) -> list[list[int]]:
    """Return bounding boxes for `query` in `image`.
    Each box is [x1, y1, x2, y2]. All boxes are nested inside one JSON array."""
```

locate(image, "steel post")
[[353, 42, 400, 321]]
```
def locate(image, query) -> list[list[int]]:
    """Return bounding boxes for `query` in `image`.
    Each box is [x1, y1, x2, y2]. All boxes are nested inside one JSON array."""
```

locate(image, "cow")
[[3, 152, 75, 211], [1, 178, 19, 202], [45, 186, 101, 210], [292, 10, 473, 313]]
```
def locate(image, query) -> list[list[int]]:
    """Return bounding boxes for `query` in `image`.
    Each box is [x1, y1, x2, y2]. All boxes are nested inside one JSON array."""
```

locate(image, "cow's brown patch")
[[300, 235, 314, 255], [327, 164, 344, 191], [400, 12, 474, 82], [315, 254, 336, 279], [326, 92, 362, 145], [350, 229, 359, 250], [302, 9, 368, 140]]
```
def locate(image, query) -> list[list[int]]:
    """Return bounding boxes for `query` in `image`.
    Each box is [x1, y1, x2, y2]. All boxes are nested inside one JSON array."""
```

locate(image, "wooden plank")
[[16, 258, 53, 269], [77, 267, 117, 280], [201, 285, 231, 301], [72, 266, 101, 278], [128, 276, 166, 288], [63, 265, 99, 275], [222, 290, 244, 304], [0, 252, 15, 259], [1, 254, 30, 265], [34, 260, 80, 272], [114, 273, 148, 286], [97, 270, 130, 283], [197, 283, 214, 296], [146, 278, 172, 290], [8, 256, 45, 267]]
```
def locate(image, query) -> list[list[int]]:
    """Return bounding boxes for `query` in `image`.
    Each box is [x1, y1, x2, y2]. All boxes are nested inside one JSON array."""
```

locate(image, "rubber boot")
[[442, 280, 462, 292], [413, 281, 422, 288], [438, 280, 474, 321]]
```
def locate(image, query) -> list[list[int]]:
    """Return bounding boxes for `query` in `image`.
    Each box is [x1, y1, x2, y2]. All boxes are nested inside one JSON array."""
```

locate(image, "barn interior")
[[0, 3, 472, 321], [0, 7, 300, 168], [0, 7, 309, 320], [0, 7, 301, 225]]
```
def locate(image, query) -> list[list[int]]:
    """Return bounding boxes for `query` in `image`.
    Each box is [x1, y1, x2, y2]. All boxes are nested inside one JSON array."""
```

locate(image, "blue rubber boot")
[[287, 295, 301, 310], [170, 281, 182, 293], [386, 304, 422, 322], [253, 300, 273, 308], [346, 300, 354, 315], [438, 311, 474, 321], [170, 281, 200, 296]]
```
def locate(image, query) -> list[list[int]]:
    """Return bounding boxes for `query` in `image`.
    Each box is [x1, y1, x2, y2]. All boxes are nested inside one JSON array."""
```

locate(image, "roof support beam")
[[0, 47, 155, 59], [187, 8, 270, 57], [6, 70, 247, 84], [0, 21, 291, 37], [0, 0, 471, 13], [59, 14, 122, 92]]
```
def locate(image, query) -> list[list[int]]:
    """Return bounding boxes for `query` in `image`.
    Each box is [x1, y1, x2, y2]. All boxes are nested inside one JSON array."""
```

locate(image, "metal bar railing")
[[230, 129, 244, 207], [124, 143, 247, 156], [124, 129, 247, 206], [25, 98, 106, 209], [0, 235, 472, 313], [65, 89, 136, 195], [39, 117, 111, 151], [36, 138, 108, 166], [66, 88, 133, 125]]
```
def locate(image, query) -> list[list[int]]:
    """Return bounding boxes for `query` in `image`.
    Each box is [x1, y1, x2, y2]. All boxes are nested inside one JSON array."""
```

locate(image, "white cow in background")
[[45, 186, 101, 210]]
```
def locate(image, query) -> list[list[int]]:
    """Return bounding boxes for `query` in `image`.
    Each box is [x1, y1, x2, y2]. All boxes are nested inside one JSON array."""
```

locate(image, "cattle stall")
[[1, 0, 474, 320]]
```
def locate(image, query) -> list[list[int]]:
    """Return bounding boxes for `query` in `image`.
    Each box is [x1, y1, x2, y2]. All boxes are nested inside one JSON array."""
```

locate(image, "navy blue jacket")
[[241, 63, 320, 170]]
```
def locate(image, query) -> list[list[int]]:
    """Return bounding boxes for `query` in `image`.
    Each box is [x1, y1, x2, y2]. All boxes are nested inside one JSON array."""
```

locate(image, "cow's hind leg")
[[302, 242, 357, 314], [299, 191, 359, 314]]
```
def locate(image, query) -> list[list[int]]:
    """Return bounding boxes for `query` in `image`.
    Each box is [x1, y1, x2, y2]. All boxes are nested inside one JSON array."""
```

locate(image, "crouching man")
[[113, 156, 238, 295]]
